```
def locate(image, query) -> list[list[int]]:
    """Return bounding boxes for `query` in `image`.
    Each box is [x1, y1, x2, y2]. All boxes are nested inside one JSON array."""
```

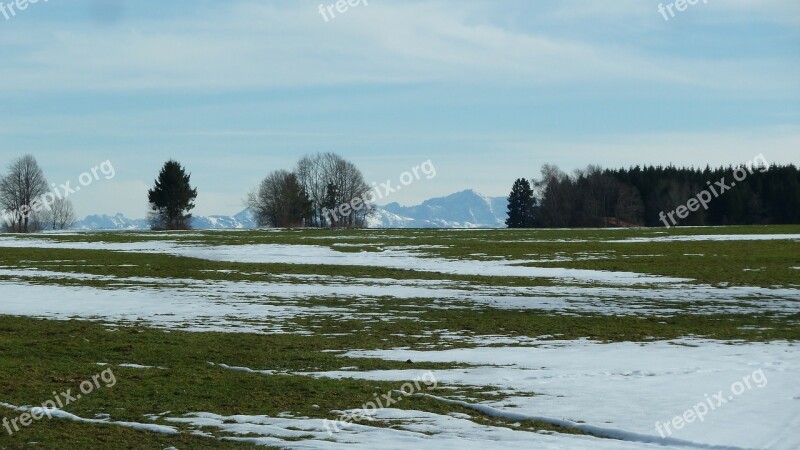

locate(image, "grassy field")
[[0, 226, 798, 448], [3, 225, 799, 287]]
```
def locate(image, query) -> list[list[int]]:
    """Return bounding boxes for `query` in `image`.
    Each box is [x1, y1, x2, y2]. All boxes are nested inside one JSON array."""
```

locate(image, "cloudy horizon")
[[1, 0, 798, 218]]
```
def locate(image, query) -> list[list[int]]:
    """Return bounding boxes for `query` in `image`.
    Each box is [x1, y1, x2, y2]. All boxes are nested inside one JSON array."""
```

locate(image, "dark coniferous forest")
[[508, 163, 800, 228]]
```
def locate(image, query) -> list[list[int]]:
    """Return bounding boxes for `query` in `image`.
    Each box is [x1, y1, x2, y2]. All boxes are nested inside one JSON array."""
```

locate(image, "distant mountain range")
[[74, 213, 150, 231], [367, 189, 507, 228], [72, 189, 507, 230], [73, 209, 257, 231]]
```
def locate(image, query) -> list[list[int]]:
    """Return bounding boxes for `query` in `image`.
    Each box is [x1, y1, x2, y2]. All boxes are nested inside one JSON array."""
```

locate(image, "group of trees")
[[248, 152, 372, 228], [0, 156, 198, 233], [247, 170, 311, 228], [150, 152, 372, 230], [507, 163, 800, 228], [534, 164, 647, 228], [1, 153, 370, 233], [0, 155, 76, 233]]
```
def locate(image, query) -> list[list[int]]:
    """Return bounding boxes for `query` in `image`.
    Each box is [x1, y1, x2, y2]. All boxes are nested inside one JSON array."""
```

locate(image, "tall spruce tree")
[[147, 160, 198, 230], [506, 178, 536, 228]]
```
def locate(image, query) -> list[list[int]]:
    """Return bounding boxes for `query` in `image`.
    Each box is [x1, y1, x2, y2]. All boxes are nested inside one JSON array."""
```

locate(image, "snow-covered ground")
[[0, 237, 691, 284], [1, 266, 798, 334], [162, 409, 689, 449], [323, 341, 799, 450], [173, 339, 800, 450], [1, 232, 798, 449]]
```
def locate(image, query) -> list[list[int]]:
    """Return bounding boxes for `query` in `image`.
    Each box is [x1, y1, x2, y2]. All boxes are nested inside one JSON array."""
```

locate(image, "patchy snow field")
[[0, 229, 798, 449], [325, 341, 800, 450]]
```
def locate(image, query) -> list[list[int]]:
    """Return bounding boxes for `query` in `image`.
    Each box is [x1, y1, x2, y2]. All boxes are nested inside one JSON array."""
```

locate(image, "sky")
[[0, 0, 798, 218]]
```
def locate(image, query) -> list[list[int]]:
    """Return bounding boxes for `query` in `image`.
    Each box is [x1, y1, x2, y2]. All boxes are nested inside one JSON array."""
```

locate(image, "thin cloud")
[[1, 1, 794, 94]]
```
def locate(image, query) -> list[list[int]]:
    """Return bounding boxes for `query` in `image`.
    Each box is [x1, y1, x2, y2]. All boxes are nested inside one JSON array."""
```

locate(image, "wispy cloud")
[[0, 0, 796, 217], [1, 1, 795, 94]]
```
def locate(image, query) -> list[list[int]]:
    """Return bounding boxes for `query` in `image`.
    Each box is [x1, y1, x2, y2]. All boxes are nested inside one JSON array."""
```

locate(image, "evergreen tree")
[[285, 174, 314, 228], [147, 160, 198, 230], [506, 178, 536, 228], [323, 183, 339, 227]]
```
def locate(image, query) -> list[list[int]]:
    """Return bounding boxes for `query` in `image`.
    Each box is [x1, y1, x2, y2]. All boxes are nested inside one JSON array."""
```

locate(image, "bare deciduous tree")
[[535, 164, 574, 228], [295, 153, 371, 228], [0, 155, 49, 233], [40, 197, 77, 230]]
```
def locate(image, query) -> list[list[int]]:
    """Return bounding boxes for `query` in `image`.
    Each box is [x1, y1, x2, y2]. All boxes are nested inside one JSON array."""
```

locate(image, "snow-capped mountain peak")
[[374, 189, 507, 228], [73, 213, 149, 230], [72, 190, 508, 230]]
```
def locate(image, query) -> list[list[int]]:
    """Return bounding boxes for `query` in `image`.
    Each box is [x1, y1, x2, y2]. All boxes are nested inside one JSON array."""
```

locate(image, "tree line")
[[506, 162, 800, 228], [8, 153, 797, 233], [2, 152, 372, 233]]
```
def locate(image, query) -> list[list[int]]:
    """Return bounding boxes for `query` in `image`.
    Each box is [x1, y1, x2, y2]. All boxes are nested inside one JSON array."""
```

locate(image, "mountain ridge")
[[72, 190, 508, 230]]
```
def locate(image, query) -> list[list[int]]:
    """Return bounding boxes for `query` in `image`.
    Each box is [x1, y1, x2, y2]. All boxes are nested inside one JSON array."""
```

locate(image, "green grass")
[[2, 308, 794, 447], [3, 225, 798, 287], [0, 226, 798, 447], [0, 317, 580, 448], [524, 239, 800, 287], [289, 306, 800, 345], [0, 247, 560, 289]]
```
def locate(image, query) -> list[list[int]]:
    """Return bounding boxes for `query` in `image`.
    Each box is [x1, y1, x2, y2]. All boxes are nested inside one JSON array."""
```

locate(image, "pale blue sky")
[[0, 0, 798, 217]]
